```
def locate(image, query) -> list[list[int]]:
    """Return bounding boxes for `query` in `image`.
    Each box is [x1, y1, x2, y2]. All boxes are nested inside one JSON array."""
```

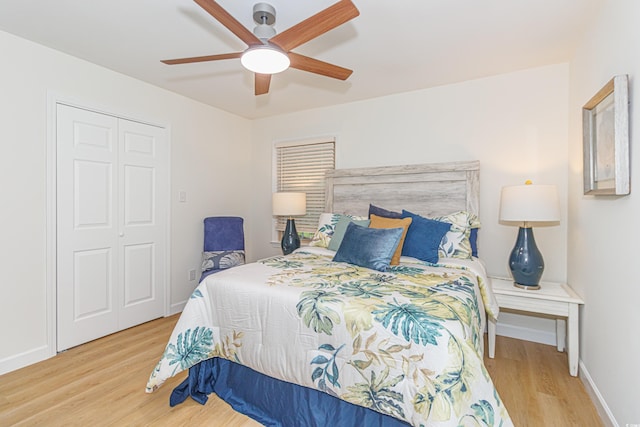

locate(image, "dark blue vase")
[[281, 218, 300, 255], [509, 227, 544, 289]]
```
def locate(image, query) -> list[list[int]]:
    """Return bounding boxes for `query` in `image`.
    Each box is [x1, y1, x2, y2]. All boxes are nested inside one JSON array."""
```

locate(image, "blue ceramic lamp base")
[[509, 226, 544, 290], [281, 218, 300, 255]]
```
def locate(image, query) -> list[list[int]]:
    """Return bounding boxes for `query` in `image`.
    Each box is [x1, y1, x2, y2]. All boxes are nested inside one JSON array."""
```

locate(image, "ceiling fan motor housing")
[[253, 3, 277, 40], [253, 3, 276, 25]]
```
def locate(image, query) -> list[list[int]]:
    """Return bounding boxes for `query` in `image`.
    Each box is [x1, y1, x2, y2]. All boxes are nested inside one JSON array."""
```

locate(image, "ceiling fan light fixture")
[[241, 45, 290, 74]]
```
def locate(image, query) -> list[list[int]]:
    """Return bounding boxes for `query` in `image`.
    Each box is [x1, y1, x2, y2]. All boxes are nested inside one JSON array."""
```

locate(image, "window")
[[273, 138, 335, 239]]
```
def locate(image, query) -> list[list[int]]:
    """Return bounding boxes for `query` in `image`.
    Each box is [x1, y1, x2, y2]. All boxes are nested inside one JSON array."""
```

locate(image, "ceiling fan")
[[162, 0, 360, 95]]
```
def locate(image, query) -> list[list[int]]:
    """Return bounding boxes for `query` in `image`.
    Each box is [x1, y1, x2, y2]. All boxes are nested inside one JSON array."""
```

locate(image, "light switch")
[[178, 191, 187, 203]]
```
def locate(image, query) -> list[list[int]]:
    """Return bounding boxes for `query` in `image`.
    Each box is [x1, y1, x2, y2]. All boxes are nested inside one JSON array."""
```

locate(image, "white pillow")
[[309, 213, 367, 248], [432, 211, 480, 260]]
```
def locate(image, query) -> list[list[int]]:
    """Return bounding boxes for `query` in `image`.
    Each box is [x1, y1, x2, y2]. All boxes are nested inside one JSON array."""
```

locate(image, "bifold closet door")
[[117, 118, 168, 330], [56, 104, 167, 351]]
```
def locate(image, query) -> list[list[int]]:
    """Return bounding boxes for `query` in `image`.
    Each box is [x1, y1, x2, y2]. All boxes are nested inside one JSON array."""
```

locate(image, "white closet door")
[[57, 105, 119, 351], [56, 104, 167, 351], [117, 119, 167, 329]]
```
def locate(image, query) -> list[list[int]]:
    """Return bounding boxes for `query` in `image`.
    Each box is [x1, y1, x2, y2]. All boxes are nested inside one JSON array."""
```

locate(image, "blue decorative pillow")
[[401, 210, 451, 263], [368, 204, 402, 219], [333, 223, 403, 272], [327, 216, 371, 251]]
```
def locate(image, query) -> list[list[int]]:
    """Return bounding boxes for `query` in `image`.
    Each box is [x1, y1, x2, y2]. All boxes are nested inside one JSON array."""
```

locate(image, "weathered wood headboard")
[[325, 161, 479, 218]]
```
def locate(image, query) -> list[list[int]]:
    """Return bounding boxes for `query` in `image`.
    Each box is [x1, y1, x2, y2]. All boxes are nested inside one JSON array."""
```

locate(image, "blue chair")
[[200, 216, 245, 282]]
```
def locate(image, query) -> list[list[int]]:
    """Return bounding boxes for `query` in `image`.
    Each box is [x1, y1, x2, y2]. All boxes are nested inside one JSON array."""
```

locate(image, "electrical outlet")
[[188, 269, 196, 281]]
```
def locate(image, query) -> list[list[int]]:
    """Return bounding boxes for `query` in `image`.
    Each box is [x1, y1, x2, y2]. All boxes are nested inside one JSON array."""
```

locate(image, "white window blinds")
[[275, 139, 335, 235]]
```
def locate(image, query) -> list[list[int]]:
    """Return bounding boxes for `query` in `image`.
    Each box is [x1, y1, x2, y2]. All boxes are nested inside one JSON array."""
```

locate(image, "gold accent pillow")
[[369, 214, 412, 265]]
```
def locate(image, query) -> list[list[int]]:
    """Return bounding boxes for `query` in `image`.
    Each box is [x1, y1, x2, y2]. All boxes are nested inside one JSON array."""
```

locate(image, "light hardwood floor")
[[0, 315, 602, 427]]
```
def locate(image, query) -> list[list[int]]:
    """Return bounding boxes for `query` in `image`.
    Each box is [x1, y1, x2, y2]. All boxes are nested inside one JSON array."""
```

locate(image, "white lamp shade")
[[272, 192, 306, 216], [241, 45, 290, 74], [499, 184, 560, 223]]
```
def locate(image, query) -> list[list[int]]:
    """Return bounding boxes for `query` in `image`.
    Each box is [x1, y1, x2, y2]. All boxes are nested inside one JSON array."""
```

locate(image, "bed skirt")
[[170, 357, 410, 427]]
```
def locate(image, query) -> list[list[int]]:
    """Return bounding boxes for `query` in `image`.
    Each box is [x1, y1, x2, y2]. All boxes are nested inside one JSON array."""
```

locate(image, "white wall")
[[249, 64, 569, 277], [568, 0, 640, 425], [0, 30, 252, 373]]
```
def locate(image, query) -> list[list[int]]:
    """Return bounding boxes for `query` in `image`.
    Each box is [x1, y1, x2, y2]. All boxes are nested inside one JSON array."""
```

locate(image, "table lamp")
[[499, 181, 560, 290], [272, 192, 306, 255]]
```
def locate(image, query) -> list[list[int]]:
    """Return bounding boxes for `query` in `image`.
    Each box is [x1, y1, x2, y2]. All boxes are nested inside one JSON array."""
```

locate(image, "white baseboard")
[[2, 301, 184, 377], [169, 300, 186, 316], [579, 360, 619, 427], [0, 344, 54, 376], [496, 322, 556, 346]]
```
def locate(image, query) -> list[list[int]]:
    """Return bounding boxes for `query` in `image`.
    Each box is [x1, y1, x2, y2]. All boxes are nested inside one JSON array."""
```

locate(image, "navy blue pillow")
[[333, 222, 403, 272], [401, 210, 451, 263], [368, 204, 402, 219]]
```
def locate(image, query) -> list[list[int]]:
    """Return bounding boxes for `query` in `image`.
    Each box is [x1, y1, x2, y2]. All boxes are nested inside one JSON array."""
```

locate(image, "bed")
[[146, 161, 513, 426]]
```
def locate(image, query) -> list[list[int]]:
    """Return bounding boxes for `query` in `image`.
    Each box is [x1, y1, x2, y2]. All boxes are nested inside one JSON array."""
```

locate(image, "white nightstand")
[[487, 276, 584, 376]]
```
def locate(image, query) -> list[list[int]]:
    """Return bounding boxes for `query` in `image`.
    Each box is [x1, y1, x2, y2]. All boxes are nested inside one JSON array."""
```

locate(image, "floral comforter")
[[146, 247, 512, 426]]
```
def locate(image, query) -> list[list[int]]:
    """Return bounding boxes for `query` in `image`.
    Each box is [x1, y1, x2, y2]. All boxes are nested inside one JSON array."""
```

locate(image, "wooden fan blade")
[[161, 52, 242, 65], [194, 0, 261, 46], [270, 0, 359, 52], [255, 73, 271, 95], [289, 52, 352, 80]]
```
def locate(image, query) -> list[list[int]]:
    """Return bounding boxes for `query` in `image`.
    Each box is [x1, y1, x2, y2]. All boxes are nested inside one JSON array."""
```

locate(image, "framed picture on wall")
[[582, 74, 630, 195]]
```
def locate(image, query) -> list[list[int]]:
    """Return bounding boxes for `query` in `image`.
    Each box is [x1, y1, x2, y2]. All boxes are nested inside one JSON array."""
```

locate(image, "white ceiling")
[[0, 0, 602, 119]]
